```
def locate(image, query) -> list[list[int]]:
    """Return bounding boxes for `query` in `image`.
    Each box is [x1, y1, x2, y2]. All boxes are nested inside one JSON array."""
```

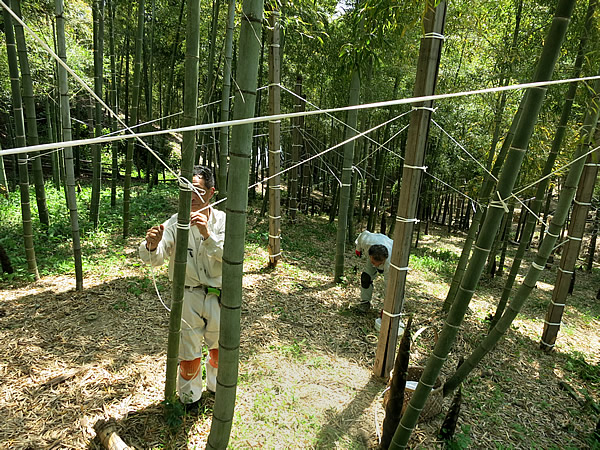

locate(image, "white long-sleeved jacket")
[[139, 207, 226, 288], [355, 230, 394, 276]]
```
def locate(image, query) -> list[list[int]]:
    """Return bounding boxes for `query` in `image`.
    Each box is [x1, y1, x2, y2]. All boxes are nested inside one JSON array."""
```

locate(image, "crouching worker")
[[139, 166, 226, 410], [355, 230, 393, 311]]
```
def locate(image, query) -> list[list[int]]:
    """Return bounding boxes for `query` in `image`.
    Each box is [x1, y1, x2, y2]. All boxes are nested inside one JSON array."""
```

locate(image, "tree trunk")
[[4, 0, 39, 280], [540, 93, 600, 350], [445, 70, 600, 396], [122, 0, 144, 238], [489, 0, 596, 327], [333, 69, 360, 283], [289, 75, 302, 222], [90, 0, 104, 228], [587, 203, 599, 272], [217, 0, 235, 201], [108, 0, 119, 207], [14, 0, 50, 228], [206, 0, 263, 445], [55, 0, 84, 290], [267, 5, 281, 268], [374, 0, 446, 379]]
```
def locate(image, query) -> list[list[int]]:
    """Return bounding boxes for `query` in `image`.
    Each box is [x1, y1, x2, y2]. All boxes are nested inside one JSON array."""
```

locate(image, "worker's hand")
[[191, 211, 210, 239], [146, 224, 164, 251]]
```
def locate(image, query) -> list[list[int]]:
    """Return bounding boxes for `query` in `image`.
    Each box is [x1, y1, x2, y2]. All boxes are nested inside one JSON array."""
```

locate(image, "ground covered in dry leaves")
[[1, 208, 599, 449]]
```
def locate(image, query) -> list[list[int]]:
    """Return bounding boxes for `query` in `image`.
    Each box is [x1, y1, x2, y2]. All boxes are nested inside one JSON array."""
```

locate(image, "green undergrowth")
[[0, 180, 179, 285]]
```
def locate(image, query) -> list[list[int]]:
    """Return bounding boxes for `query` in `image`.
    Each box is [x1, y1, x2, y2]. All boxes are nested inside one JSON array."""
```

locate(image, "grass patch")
[[0, 181, 178, 285]]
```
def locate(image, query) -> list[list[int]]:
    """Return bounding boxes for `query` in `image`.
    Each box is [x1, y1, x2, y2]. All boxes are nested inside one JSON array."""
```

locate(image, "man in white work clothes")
[[139, 165, 226, 410], [355, 230, 393, 311]]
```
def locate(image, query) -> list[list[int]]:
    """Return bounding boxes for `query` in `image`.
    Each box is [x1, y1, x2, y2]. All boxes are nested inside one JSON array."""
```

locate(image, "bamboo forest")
[[1, 0, 600, 447]]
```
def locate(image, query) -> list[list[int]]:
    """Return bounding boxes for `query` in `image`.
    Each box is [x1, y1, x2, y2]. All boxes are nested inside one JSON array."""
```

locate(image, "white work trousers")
[[361, 260, 383, 303], [176, 286, 220, 403]]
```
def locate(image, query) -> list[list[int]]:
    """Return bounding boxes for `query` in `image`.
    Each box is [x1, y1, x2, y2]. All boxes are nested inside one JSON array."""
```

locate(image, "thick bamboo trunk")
[[267, 5, 281, 268], [122, 0, 144, 237], [14, 0, 50, 228], [489, 0, 596, 326], [207, 0, 263, 445], [217, 0, 235, 201], [445, 71, 600, 395], [3, 0, 39, 280], [374, 0, 446, 378], [289, 75, 302, 222], [540, 112, 600, 350], [108, 0, 118, 207], [163, 0, 200, 403], [90, 0, 104, 228], [56, 0, 84, 290], [333, 69, 360, 282]]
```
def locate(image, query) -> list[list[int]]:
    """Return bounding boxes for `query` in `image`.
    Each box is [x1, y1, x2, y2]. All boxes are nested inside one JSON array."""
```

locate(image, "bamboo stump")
[[94, 420, 131, 450]]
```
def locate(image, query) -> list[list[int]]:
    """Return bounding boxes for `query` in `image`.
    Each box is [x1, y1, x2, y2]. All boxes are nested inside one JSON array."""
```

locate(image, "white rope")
[[432, 119, 498, 182], [7, 75, 600, 158], [573, 199, 592, 206], [390, 263, 410, 272], [396, 216, 420, 223], [423, 32, 446, 40], [403, 164, 428, 171], [531, 261, 545, 271]]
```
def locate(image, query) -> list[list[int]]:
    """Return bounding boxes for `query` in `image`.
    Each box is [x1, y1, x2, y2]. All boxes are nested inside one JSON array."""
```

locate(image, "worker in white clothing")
[[355, 230, 394, 311], [139, 165, 226, 411]]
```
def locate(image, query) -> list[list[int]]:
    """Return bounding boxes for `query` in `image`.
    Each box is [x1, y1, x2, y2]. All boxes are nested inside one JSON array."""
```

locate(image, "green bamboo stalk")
[[333, 69, 360, 283], [3, 0, 39, 280], [123, 0, 144, 237], [489, 0, 597, 327], [0, 143, 7, 194], [289, 75, 303, 222], [163, 0, 201, 403], [13, 0, 50, 228], [207, 0, 263, 444], [540, 82, 600, 350], [374, 0, 446, 378], [108, 0, 119, 207], [441, 101, 524, 313], [391, 1, 576, 446], [217, 0, 235, 201], [445, 72, 600, 394], [267, 5, 281, 268], [45, 99, 61, 190], [162, 0, 185, 133], [55, 0, 84, 291], [197, 0, 221, 165], [586, 205, 599, 272], [90, 0, 104, 228]]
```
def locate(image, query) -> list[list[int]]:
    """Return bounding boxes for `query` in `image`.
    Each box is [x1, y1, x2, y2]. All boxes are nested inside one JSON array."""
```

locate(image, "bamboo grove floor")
[[0, 212, 599, 449]]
